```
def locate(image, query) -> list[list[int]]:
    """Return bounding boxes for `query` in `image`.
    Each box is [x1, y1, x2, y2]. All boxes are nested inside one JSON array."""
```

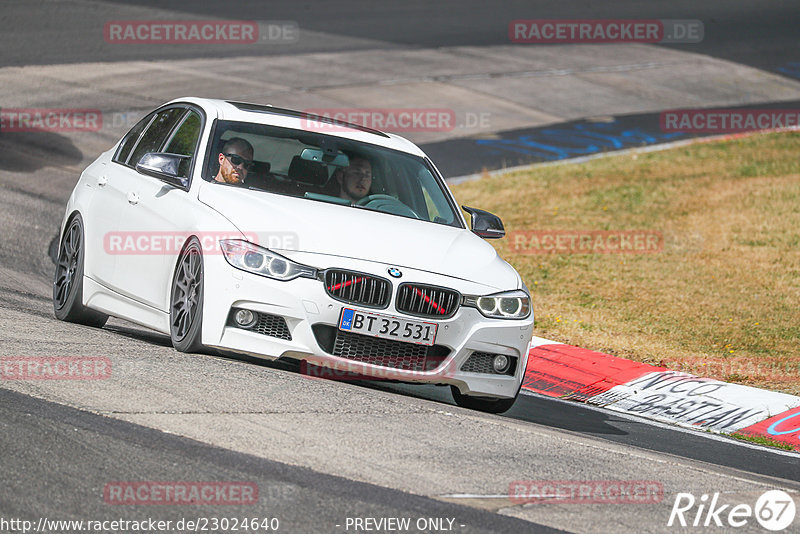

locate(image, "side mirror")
[[462, 206, 505, 239], [135, 153, 190, 188]]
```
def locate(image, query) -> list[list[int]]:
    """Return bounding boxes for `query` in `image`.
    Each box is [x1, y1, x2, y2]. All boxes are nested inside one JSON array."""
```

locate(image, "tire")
[[450, 385, 519, 414], [169, 237, 204, 352], [52, 214, 109, 328]]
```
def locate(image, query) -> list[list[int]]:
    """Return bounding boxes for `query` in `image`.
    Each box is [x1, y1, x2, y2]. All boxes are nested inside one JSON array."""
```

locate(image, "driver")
[[214, 137, 254, 185], [335, 156, 372, 202]]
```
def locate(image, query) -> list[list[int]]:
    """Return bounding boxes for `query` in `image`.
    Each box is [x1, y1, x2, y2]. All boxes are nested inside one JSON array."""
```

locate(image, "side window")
[[164, 111, 202, 178], [114, 113, 154, 165], [165, 111, 202, 157], [127, 108, 186, 167]]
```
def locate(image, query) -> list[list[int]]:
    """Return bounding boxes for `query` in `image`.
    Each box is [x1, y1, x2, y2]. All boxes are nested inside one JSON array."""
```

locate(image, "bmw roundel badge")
[[388, 267, 402, 278]]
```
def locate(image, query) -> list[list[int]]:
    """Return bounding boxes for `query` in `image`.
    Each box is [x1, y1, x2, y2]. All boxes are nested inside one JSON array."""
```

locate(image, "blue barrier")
[[476, 120, 685, 161]]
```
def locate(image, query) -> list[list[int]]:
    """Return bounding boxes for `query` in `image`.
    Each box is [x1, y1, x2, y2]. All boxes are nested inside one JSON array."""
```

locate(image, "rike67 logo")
[[668, 490, 796, 531]]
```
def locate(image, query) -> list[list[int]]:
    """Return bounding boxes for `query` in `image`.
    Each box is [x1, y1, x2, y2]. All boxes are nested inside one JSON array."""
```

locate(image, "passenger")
[[214, 137, 254, 185], [335, 156, 373, 202]]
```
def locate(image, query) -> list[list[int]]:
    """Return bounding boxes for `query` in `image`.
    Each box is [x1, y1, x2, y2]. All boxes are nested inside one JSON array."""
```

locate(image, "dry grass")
[[452, 131, 800, 395]]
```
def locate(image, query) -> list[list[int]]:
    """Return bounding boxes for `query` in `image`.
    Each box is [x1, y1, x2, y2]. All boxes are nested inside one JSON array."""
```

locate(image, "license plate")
[[338, 308, 438, 346]]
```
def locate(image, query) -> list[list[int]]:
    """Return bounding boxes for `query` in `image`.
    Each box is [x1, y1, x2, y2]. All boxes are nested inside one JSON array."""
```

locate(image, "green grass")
[[730, 432, 796, 451], [452, 131, 800, 395]]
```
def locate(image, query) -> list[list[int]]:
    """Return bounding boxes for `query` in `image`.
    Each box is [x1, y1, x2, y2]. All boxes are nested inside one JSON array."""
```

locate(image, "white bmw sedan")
[[54, 97, 534, 413]]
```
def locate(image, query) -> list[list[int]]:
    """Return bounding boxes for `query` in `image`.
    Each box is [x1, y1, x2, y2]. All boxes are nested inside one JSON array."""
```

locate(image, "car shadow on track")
[[325, 378, 630, 436], [98, 323, 629, 437], [103, 324, 174, 348], [505, 393, 629, 435], [103, 322, 306, 372]]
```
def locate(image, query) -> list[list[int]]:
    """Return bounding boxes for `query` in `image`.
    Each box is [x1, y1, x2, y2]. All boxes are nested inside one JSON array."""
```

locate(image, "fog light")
[[235, 309, 257, 328], [492, 354, 510, 373]]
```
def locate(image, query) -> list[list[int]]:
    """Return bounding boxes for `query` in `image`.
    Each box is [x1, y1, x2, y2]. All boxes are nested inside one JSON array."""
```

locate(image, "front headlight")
[[220, 240, 317, 281], [463, 290, 531, 319]]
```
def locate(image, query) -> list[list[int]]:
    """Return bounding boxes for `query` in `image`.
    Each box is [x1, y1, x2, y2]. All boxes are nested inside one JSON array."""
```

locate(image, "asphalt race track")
[[1, 2, 799, 533]]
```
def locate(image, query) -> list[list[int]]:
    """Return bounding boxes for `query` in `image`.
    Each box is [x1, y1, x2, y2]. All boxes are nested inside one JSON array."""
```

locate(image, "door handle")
[[97, 175, 108, 187], [127, 192, 140, 205]]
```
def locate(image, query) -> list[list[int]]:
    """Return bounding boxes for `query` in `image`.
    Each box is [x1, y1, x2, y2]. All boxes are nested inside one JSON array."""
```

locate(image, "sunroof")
[[226, 101, 389, 138]]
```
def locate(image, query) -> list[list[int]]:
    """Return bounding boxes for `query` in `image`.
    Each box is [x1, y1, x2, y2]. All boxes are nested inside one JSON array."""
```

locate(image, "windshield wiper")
[[302, 192, 351, 206]]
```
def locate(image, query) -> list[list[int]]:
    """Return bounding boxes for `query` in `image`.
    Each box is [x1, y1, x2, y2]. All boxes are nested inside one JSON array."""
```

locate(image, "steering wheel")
[[356, 194, 420, 218], [356, 194, 397, 206]]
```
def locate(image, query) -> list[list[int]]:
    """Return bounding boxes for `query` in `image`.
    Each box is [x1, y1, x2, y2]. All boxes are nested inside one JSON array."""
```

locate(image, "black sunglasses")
[[224, 153, 253, 169]]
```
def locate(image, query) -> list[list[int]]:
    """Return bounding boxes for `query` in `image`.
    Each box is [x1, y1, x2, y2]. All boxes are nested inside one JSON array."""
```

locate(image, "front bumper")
[[201, 254, 534, 399]]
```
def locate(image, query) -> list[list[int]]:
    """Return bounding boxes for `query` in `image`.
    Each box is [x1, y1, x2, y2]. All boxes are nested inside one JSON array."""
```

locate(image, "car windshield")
[[204, 120, 462, 228]]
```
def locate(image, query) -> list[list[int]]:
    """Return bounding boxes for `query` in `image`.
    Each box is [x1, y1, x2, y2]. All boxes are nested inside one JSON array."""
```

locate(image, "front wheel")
[[450, 385, 518, 414], [53, 215, 108, 327], [170, 238, 204, 352]]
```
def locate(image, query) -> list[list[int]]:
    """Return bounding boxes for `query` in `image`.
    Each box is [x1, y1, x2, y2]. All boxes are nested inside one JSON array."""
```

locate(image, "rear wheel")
[[53, 215, 108, 327], [170, 238, 204, 352], [450, 385, 519, 414]]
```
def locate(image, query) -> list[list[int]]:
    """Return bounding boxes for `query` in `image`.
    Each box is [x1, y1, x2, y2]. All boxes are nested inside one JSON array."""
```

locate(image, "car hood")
[[198, 184, 521, 290]]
